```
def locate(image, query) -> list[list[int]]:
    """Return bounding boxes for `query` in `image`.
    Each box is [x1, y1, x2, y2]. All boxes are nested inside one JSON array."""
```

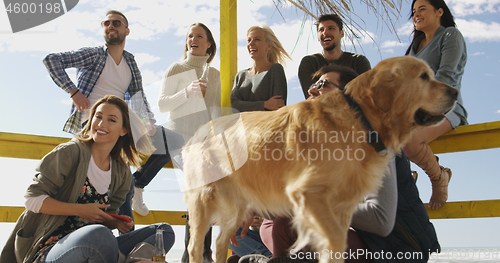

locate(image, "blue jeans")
[[42, 223, 175, 263], [119, 126, 184, 219], [229, 227, 272, 257]]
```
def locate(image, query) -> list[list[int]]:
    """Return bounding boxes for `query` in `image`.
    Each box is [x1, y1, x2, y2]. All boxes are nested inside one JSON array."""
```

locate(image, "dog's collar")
[[342, 89, 386, 152]]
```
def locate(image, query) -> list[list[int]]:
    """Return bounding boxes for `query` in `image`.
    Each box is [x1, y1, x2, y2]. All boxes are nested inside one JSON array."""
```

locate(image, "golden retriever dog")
[[182, 56, 457, 263]]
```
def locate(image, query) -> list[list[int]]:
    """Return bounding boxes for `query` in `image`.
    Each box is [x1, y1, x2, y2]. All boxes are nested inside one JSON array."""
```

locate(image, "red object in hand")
[[106, 213, 132, 223]]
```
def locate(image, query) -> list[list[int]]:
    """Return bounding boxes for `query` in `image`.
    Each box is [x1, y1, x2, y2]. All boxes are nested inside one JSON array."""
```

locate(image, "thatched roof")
[[272, 0, 404, 48]]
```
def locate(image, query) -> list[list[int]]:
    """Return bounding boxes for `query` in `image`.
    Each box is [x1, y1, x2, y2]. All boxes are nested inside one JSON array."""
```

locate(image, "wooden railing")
[[1, 120, 500, 224]]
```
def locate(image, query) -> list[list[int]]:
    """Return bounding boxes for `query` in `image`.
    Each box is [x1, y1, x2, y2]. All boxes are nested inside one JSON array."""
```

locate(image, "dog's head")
[[346, 56, 458, 150]]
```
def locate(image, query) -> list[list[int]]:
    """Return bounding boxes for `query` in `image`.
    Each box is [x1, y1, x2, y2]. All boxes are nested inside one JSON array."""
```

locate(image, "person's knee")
[[77, 225, 118, 256], [163, 128, 185, 153], [157, 223, 175, 252], [402, 140, 424, 157], [86, 225, 117, 244], [46, 225, 118, 262]]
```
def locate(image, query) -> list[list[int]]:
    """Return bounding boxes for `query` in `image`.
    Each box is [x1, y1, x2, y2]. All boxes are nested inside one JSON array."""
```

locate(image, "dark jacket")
[[355, 153, 440, 262]]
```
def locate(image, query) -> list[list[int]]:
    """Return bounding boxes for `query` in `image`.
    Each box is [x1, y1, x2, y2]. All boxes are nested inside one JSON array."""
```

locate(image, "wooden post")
[[220, 0, 237, 114]]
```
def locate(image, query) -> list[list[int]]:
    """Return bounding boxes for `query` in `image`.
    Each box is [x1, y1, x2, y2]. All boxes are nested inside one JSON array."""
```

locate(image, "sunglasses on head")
[[101, 20, 127, 28], [311, 79, 342, 91]]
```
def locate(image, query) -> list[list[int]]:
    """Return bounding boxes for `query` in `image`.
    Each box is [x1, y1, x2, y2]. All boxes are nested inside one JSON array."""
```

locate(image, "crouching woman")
[[0, 95, 174, 263]]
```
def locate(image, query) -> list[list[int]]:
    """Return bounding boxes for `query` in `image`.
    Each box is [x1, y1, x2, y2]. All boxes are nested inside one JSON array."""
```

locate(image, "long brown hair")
[[183, 23, 217, 63], [76, 95, 141, 166], [405, 0, 456, 55]]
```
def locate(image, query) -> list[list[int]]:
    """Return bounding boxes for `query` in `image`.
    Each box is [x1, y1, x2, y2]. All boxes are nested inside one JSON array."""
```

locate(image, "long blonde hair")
[[247, 25, 291, 66], [76, 95, 142, 167]]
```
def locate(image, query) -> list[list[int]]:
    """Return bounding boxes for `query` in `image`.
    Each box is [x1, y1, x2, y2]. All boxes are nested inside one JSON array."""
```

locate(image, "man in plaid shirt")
[[43, 10, 183, 220]]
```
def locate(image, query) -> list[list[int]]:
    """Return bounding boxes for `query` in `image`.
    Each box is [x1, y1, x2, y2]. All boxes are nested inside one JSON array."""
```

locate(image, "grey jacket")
[[0, 139, 132, 263], [409, 26, 468, 124]]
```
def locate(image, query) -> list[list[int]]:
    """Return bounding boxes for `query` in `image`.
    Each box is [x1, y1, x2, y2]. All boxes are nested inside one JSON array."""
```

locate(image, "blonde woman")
[[231, 25, 291, 112]]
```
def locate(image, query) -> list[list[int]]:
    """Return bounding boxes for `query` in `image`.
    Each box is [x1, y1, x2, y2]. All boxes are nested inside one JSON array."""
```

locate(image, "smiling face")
[[102, 13, 129, 45], [91, 102, 127, 146], [412, 0, 443, 32], [186, 25, 212, 57], [247, 29, 272, 61], [317, 20, 344, 51], [308, 72, 342, 100]]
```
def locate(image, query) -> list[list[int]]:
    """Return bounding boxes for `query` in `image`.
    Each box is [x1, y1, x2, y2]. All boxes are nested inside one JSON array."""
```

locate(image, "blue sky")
[[0, 0, 499, 252]]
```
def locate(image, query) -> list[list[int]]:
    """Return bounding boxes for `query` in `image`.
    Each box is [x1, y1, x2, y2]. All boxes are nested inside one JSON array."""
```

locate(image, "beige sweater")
[[158, 53, 222, 141]]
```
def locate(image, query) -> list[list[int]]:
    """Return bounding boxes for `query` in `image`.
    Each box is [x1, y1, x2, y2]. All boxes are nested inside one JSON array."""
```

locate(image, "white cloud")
[[124, 1, 221, 41], [134, 53, 160, 68], [0, 11, 102, 52], [457, 19, 500, 42], [344, 30, 376, 48], [381, 40, 406, 48], [448, 0, 500, 17], [497, 109, 500, 114], [0, 0, 223, 52], [394, 17, 500, 44], [472, 51, 485, 56], [485, 73, 495, 76], [397, 22, 415, 38], [141, 70, 163, 87]]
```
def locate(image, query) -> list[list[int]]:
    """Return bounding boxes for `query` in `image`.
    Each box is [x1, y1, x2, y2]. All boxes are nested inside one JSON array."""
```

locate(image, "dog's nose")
[[448, 87, 458, 99]]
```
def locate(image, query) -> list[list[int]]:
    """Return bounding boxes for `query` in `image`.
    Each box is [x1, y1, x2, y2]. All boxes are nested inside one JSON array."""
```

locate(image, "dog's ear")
[[367, 65, 403, 113]]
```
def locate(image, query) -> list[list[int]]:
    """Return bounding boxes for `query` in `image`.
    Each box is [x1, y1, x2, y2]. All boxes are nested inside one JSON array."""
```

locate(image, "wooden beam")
[[3, 121, 499, 163], [0, 132, 174, 168], [132, 210, 186, 225], [2, 200, 500, 225], [429, 121, 500, 154], [425, 199, 500, 219], [220, 0, 238, 115], [0, 132, 70, 160], [0, 206, 186, 225], [0, 206, 25, 223]]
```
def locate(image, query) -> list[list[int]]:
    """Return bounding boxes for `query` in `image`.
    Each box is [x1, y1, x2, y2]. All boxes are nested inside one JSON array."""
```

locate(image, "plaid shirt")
[[43, 45, 156, 134]]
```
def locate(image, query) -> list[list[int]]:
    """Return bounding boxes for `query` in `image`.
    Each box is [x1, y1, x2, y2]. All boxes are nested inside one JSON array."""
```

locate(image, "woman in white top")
[[1, 96, 174, 263], [157, 22, 220, 263], [158, 23, 221, 142]]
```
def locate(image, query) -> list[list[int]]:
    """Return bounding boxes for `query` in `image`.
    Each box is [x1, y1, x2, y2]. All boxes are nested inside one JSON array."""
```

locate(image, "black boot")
[[203, 226, 213, 263], [181, 213, 213, 263]]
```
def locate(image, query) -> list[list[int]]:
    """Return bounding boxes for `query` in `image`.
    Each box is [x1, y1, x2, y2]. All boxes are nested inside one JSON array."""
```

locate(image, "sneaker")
[[132, 186, 149, 216], [238, 254, 270, 263]]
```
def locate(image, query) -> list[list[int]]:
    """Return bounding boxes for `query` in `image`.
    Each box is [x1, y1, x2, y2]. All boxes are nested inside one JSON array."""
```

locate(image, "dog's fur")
[[182, 56, 458, 263]]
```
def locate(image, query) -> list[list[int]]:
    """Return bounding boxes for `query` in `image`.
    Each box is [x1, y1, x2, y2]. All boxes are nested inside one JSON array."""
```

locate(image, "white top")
[[87, 155, 112, 194], [25, 155, 112, 213], [158, 53, 222, 141], [83, 54, 131, 122]]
